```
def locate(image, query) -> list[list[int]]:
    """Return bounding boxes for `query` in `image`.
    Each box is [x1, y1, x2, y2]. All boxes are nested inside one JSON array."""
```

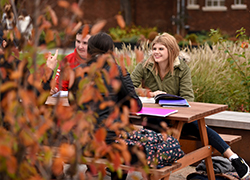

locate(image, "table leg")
[[197, 118, 215, 180], [171, 121, 184, 140]]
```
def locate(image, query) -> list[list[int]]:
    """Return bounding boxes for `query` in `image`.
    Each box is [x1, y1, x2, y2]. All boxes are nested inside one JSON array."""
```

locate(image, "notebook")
[[136, 107, 178, 117]]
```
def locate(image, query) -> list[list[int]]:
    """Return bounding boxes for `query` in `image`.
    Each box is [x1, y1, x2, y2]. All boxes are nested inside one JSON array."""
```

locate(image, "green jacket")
[[131, 57, 194, 102]]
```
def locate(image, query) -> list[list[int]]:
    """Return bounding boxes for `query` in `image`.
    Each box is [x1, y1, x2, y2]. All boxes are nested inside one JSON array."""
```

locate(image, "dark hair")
[[77, 24, 92, 35], [87, 32, 114, 56]]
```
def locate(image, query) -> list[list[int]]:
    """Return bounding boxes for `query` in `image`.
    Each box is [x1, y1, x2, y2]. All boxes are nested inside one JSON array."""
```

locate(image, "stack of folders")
[[155, 94, 190, 107], [139, 94, 190, 107]]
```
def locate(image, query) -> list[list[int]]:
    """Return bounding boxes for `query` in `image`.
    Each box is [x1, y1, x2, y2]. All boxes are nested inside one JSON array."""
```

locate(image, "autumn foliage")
[[0, 1, 147, 180]]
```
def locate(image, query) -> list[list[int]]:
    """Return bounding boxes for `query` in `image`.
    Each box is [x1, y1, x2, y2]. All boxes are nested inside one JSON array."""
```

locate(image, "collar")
[[145, 56, 183, 71]]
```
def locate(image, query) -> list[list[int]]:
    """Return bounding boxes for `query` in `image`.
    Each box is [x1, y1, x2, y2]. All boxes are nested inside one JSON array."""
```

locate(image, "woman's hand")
[[149, 90, 167, 97], [46, 49, 58, 70]]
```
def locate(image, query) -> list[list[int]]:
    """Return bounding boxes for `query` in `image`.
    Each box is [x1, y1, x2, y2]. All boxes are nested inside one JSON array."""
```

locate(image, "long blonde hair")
[[144, 33, 180, 75]]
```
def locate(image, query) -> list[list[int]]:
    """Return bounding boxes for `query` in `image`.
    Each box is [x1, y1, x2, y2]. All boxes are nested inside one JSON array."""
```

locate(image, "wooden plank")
[[218, 134, 242, 145], [205, 111, 250, 130], [175, 145, 213, 172]]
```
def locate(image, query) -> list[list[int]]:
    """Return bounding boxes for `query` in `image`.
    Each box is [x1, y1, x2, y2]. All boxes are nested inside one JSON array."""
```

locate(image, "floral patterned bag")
[[119, 128, 185, 168]]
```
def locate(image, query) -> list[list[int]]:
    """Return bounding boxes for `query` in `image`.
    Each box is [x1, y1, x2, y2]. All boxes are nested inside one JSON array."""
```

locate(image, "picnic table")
[[45, 96, 228, 180]]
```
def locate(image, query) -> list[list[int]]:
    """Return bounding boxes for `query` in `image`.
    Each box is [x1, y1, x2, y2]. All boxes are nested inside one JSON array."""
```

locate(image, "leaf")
[[71, 3, 83, 17], [95, 127, 107, 142], [0, 145, 12, 157], [43, 146, 53, 166], [82, 24, 90, 38], [71, 21, 82, 35], [52, 157, 64, 176], [88, 164, 98, 175], [36, 122, 52, 139], [109, 62, 119, 79], [20, 130, 35, 146], [102, 69, 110, 85], [61, 119, 76, 133], [60, 17, 70, 28], [13, 27, 21, 39], [99, 101, 115, 110], [39, 20, 52, 30], [91, 20, 107, 35], [57, 0, 70, 8], [113, 152, 121, 170], [59, 143, 75, 162], [125, 54, 131, 66], [45, 29, 54, 44], [121, 149, 131, 165], [54, 31, 61, 47], [130, 98, 139, 113], [6, 156, 17, 174], [111, 79, 121, 93], [47, 6, 58, 26], [78, 85, 94, 104], [37, 91, 50, 105], [0, 67, 7, 79], [0, 82, 17, 93], [120, 106, 129, 125], [135, 49, 144, 63], [115, 15, 126, 29], [10, 71, 22, 79]]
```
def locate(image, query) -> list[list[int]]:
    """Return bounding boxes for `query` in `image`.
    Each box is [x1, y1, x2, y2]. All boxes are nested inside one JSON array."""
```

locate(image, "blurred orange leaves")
[[115, 14, 126, 29], [47, 6, 58, 26], [57, 0, 70, 8], [6, 156, 17, 174], [71, 3, 83, 17], [59, 143, 75, 162], [95, 127, 107, 142], [135, 49, 144, 63], [52, 157, 64, 176], [91, 20, 107, 35]]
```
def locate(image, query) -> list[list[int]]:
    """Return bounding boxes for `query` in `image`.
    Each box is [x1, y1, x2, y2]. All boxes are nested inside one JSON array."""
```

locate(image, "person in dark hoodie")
[[68, 32, 143, 179], [69, 32, 142, 144]]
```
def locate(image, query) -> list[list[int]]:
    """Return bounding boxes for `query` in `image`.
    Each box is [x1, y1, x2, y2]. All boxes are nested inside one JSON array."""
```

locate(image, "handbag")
[[119, 128, 185, 168]]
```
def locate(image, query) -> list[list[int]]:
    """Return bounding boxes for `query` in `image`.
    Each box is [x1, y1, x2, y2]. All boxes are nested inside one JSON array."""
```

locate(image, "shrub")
[[109, 26, 157, 43]]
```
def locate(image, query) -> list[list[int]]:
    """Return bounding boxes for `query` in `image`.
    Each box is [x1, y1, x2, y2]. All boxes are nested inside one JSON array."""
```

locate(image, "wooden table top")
[[45, 96, 228, 123]]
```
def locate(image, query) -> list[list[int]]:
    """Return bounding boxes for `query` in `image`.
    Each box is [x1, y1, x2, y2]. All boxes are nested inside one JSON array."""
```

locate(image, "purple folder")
[[158, 99, 189, 107], [136, 107, 178, 117]]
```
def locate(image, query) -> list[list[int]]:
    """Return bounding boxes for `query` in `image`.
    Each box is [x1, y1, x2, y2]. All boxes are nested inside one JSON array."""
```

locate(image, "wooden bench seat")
[[83, 157, 181, 179], [180, 133, 242, 146]]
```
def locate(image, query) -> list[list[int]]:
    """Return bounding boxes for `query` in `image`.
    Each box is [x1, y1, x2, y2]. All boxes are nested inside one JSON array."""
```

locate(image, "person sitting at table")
[[130, 32, 250, 179], [68, 32, 143, 179], [50, 24, 92, 95]]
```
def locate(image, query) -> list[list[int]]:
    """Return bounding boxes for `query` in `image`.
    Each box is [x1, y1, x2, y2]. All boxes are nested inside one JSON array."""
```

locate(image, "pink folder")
[[136, 107, 178, 117]]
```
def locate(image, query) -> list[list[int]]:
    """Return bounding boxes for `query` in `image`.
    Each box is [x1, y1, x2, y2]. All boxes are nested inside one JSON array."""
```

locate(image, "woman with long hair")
[[131, 32, 249, 179]]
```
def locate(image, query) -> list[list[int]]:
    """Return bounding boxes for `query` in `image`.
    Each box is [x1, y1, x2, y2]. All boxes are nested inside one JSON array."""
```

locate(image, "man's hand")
[[46, 49, 58, 70], [50, 87, 59, 95]]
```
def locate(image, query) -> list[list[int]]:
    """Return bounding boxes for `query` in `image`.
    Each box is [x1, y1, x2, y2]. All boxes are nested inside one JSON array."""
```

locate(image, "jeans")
[[146, 118, 230, 155]]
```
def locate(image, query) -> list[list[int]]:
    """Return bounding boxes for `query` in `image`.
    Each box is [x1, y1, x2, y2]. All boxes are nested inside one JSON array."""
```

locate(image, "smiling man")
[[51, 25, 91, 94]]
